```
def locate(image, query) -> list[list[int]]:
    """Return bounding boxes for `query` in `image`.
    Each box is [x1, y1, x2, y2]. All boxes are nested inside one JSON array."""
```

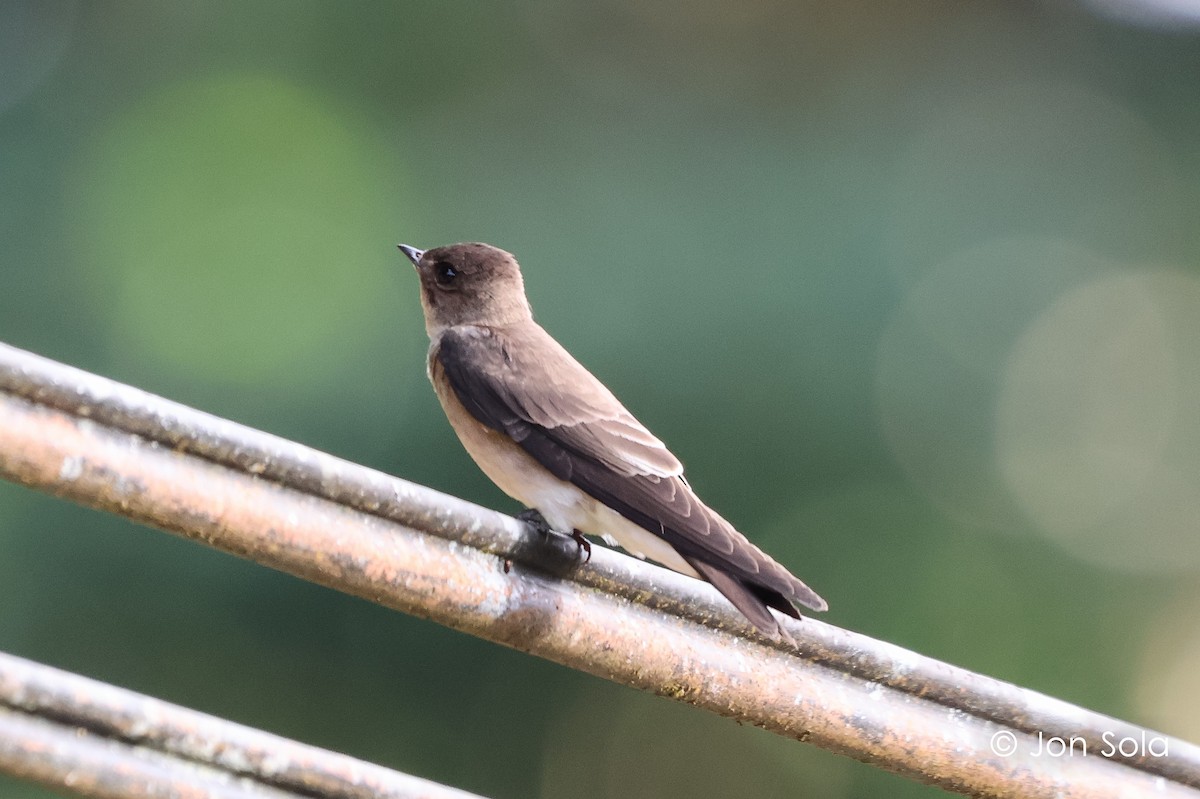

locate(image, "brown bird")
[[399, 241, 826, 638]]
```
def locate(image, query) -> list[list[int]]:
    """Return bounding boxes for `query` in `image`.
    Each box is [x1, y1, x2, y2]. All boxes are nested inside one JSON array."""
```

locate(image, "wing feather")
[[435, 324, 826, 614]]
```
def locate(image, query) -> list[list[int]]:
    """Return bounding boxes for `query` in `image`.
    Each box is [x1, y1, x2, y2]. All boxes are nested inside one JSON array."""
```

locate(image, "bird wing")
[[433, 324, 826, 615]]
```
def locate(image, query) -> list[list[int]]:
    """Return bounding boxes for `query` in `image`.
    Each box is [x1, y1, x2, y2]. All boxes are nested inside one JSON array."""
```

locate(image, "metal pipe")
[[1, 341, 1197, 798], [0, 652, 485, 799]]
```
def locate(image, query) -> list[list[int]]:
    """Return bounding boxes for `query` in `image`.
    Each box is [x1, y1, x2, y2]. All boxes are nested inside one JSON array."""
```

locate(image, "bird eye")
[[433, 262, 459, 288]]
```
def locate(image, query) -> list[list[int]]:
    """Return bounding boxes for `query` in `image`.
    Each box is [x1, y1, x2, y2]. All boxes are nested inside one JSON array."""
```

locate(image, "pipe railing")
[[0, 341, 1197, 799], [0, 651, 485, 799]]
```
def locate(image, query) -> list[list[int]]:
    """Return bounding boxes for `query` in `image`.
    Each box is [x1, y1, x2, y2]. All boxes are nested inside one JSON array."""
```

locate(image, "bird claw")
[[570, 530, 592, 562]]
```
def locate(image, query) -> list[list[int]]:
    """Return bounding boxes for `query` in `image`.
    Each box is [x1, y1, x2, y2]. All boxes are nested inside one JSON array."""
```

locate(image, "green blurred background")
[[2, 2, 1199, 797]]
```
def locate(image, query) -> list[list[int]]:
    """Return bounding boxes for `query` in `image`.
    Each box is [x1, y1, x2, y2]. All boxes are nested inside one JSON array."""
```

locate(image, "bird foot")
[[516, 508, 552, 536], [517, 509, 590, 563]]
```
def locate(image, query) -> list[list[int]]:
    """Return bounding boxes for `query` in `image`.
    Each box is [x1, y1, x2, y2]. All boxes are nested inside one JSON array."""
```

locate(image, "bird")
[[399, 241, 826, 639]]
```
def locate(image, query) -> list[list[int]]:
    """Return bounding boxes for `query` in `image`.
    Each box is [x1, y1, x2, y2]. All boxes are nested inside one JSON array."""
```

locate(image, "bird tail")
[[685, 557, 807, 643]]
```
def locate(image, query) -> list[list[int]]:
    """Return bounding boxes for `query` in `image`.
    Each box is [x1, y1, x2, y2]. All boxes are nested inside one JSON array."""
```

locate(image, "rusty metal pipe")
[[0, 652, 485, 799], [1, 342, 1197, 798]]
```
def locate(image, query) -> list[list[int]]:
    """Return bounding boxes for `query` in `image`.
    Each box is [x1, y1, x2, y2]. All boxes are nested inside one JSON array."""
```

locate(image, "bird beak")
[[397, 244, 425, 268]]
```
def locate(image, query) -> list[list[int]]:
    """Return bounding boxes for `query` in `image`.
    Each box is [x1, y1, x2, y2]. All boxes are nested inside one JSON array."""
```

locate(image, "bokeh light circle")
[[74, 73, 405, 385], [876, 237, 1101, 530], [1134, 589, 1200, 744], [997, 270, 1200, 573]]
